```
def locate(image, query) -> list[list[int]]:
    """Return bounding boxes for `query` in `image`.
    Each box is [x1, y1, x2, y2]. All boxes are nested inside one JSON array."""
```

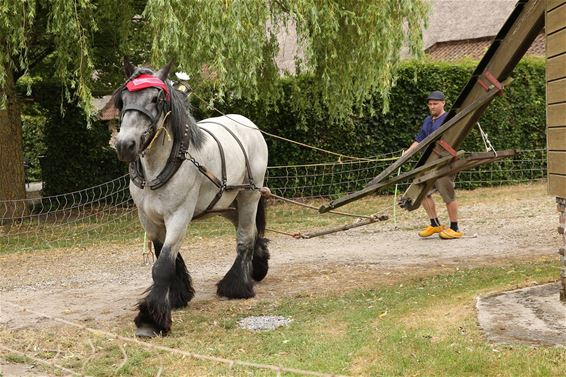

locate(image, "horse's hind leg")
[[217, 191, 260, 299], [251, 196, 269, 282]]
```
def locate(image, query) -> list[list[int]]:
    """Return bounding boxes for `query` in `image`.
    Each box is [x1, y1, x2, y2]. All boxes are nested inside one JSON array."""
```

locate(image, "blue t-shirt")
[[415, 112, 448, 142]]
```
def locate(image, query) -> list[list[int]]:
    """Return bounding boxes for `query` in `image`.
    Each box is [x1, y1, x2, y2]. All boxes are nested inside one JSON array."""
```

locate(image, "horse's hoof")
[[135, 324, 159, 338]]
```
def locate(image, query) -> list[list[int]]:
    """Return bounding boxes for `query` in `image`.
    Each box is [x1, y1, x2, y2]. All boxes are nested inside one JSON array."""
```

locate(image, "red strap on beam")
[[477, 70, 504, 96], [477, 78, 490, 91], [437, 139, 458, 158], [484, 70, 503, 91]]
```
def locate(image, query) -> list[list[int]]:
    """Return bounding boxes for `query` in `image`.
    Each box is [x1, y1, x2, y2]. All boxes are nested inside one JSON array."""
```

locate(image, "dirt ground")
[[0, 184, 564, 375]]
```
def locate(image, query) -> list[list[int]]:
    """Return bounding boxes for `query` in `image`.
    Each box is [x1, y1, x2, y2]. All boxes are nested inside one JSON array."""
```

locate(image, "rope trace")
[[190, 91, 385, 162]]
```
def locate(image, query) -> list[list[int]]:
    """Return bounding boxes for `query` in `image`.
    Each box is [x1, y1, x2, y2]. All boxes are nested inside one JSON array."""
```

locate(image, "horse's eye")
[[151, 96, 158, 104]]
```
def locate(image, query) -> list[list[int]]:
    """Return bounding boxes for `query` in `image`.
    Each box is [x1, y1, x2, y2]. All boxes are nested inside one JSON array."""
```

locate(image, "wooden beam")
[[548, 54, 566, 82], [548, 0, 566, 11], [318, 83, 505, 213], [548, 174, 566, 197], [410, 151, 516, 185], [300, 214, 389, 239], [548, 151, 566, 175], [318, 152, 464, 213], [547, 2, 566, 34], [547, 28, 566, 58]]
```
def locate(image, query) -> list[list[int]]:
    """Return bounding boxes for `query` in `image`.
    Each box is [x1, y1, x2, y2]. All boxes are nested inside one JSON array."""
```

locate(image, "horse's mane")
[[113, 67, 205, 151]]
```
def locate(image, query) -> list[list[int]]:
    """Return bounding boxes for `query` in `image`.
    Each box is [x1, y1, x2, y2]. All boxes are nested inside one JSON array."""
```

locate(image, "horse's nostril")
[[127, 140, 135, 152]]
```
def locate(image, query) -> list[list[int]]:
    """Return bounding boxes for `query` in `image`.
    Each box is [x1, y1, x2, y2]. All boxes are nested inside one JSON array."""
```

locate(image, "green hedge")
[[22, 58, 545, 195]]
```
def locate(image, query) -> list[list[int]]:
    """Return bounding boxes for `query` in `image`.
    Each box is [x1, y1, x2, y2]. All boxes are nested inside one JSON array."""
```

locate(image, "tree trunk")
[[0, 64, 27, 223]]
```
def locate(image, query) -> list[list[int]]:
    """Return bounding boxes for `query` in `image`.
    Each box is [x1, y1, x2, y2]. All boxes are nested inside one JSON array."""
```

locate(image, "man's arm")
[[404, 141, 419, 155]]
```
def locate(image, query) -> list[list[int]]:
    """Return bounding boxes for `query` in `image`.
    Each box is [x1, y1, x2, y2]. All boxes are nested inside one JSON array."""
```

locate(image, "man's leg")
[[418, 195, 444, 237], [437, 176, 462, 239], [446, 200, 458, 224], [421, 195, 437, 220]]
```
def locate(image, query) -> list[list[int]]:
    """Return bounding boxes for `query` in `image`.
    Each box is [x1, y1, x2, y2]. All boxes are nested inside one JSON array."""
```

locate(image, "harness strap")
[[130, 116, 258, 219], [121, 104, 160, 153], [121, 103, 158, 123], [189, 121, 259, 218], [198, 121, 256, 188], [200, 128, 227, 186], [432, 139, 458, 162], [130, 121, 192, 190], [192, 128, 227, 214]]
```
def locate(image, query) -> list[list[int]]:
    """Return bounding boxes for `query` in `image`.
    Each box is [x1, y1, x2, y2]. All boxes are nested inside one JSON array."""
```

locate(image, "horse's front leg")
[[217, 191, 259, 299], [135, 211, 193, 337]]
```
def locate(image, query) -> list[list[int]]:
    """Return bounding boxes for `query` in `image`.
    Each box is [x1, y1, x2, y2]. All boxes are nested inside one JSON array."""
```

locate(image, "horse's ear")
[[156, 61, 173, 81], [123, 58, 136, 78]]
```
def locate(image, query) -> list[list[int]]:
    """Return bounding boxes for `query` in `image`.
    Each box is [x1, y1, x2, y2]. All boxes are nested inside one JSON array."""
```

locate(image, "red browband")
[[126, 74, 170, 101]]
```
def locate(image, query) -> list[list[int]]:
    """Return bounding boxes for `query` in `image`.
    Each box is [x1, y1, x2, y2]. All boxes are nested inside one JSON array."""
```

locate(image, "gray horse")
[[114, 61, 269, 337]]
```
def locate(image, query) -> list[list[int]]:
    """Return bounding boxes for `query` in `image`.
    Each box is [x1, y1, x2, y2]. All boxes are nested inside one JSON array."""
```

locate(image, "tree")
[[0, 0, 428, 203], [0, 0, 137, 206]]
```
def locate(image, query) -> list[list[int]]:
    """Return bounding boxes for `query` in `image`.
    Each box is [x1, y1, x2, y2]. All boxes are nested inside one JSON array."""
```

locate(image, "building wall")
[[546, 0, 566, 198], [546, 0, 566, 302]]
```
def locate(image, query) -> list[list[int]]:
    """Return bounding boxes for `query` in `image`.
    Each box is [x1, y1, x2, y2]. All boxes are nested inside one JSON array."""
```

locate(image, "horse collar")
[[129, 121, 192, 190]]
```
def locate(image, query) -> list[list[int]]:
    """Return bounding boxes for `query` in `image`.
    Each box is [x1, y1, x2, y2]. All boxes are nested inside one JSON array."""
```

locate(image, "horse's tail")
[[255, 195, 267, 238]]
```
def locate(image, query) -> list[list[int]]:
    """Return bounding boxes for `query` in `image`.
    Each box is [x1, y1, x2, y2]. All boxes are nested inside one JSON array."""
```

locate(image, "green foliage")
[[3, 0, 428, 116], [0, 0, 36, 94], [47, 0, 97, 114], [30, 84, 125, 195], [22, 113, 47, 183]]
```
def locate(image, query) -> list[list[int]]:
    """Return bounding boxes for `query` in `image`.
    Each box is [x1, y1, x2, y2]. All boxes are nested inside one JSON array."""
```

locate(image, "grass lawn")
[[1, 257, 563, 376]]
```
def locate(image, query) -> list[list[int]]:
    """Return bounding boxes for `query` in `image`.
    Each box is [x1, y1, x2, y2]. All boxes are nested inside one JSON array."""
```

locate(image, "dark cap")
[[426, 90, 445, 101]]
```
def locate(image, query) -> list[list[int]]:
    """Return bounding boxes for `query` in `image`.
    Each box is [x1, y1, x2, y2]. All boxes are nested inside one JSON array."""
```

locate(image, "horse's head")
[[114, 60, 172, 162]]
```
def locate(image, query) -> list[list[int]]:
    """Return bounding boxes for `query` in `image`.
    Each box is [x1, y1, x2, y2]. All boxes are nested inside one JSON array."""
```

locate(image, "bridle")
[[119, 74, 171, 153]]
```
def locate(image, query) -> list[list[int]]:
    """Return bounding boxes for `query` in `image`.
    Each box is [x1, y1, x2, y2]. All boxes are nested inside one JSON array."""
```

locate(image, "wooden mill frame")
[[320, 0, 566, 301]]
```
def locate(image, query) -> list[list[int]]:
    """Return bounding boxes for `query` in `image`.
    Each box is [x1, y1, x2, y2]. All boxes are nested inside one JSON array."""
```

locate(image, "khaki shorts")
[[427, 175, 456, 204]]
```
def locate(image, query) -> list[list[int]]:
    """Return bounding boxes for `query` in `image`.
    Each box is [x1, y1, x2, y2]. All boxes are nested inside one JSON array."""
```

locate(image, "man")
[[404, 90, 463, 239]]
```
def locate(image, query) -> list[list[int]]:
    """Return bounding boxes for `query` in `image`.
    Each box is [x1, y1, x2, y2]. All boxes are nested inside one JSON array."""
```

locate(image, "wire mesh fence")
[[0, 176, 139, 251], [0, 149, 548, 252]]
